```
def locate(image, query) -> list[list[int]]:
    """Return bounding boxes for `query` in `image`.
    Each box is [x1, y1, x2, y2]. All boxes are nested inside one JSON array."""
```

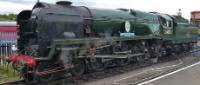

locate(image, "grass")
[[0, 18, 14, 21], [0, 64, 20, 83]]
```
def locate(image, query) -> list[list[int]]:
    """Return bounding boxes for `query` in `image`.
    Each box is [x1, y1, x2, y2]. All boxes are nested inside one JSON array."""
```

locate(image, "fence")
[[0, 32, 17, 64]]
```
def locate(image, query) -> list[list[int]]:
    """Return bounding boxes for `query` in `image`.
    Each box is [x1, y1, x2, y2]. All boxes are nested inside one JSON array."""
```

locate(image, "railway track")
[[1, 47, 200, 85]]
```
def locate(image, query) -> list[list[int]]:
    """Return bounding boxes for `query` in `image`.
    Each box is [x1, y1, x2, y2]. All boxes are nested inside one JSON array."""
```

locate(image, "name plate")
[[120, 33, 135, 37]]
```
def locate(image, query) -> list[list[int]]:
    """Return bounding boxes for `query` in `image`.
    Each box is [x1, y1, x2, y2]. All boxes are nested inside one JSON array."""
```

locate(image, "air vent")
[[56, 1, 72, 6]]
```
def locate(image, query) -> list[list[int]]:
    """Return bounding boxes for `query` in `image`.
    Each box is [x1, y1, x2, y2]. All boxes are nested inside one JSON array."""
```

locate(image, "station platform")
[[139, 61, 200, 85]]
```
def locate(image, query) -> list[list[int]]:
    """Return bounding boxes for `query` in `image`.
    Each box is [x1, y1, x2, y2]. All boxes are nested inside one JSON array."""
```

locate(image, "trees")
[[0, 14, 16, 21]]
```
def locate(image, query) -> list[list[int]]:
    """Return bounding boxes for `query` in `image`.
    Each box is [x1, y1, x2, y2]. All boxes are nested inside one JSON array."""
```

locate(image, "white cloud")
[[0, 0, 200, 19], [0, 0, 90, 14], [0, 1, 33, 14], [0, 0, 35, 4], [84, 0, 200, 19]]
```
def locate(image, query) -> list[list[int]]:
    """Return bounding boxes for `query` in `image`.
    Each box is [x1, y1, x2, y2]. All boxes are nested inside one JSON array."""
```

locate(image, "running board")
[[79, 53, 144, 59], [113, 50, 132, 54]]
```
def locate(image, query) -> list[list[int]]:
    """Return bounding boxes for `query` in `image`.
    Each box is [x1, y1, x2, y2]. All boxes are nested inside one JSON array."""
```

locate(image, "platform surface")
[[139, 61, 200, 85]]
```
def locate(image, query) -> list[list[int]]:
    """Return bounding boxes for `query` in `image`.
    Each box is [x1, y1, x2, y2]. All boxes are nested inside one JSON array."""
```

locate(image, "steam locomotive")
[[7, 1, 198, 83]]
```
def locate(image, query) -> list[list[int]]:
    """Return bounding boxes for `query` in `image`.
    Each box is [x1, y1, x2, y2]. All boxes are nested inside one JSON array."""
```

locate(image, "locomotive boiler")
[[7, 1, 198, 83]]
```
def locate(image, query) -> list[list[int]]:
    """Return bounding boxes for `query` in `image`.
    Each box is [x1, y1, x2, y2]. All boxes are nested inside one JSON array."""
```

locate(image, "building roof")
[[191, 11, 200, 14], [191, 11, 200, 20], [0, 21, 16, 26], [0, 21, 16, 32]]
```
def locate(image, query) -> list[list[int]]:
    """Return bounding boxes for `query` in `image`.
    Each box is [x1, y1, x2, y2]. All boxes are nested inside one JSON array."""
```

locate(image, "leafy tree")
[[0, 14, 17, 21]]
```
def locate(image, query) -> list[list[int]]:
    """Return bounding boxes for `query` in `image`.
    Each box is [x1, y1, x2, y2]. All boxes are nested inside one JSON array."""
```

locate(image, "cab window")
[[167, 21, 172, 27]]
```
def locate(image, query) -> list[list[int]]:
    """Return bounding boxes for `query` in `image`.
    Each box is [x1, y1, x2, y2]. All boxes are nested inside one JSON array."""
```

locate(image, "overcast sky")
[[0, 0, 200, 19]]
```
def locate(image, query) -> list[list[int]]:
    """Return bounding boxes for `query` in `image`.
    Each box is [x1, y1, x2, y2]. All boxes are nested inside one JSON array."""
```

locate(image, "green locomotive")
[[7, 1, 198, 83]]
